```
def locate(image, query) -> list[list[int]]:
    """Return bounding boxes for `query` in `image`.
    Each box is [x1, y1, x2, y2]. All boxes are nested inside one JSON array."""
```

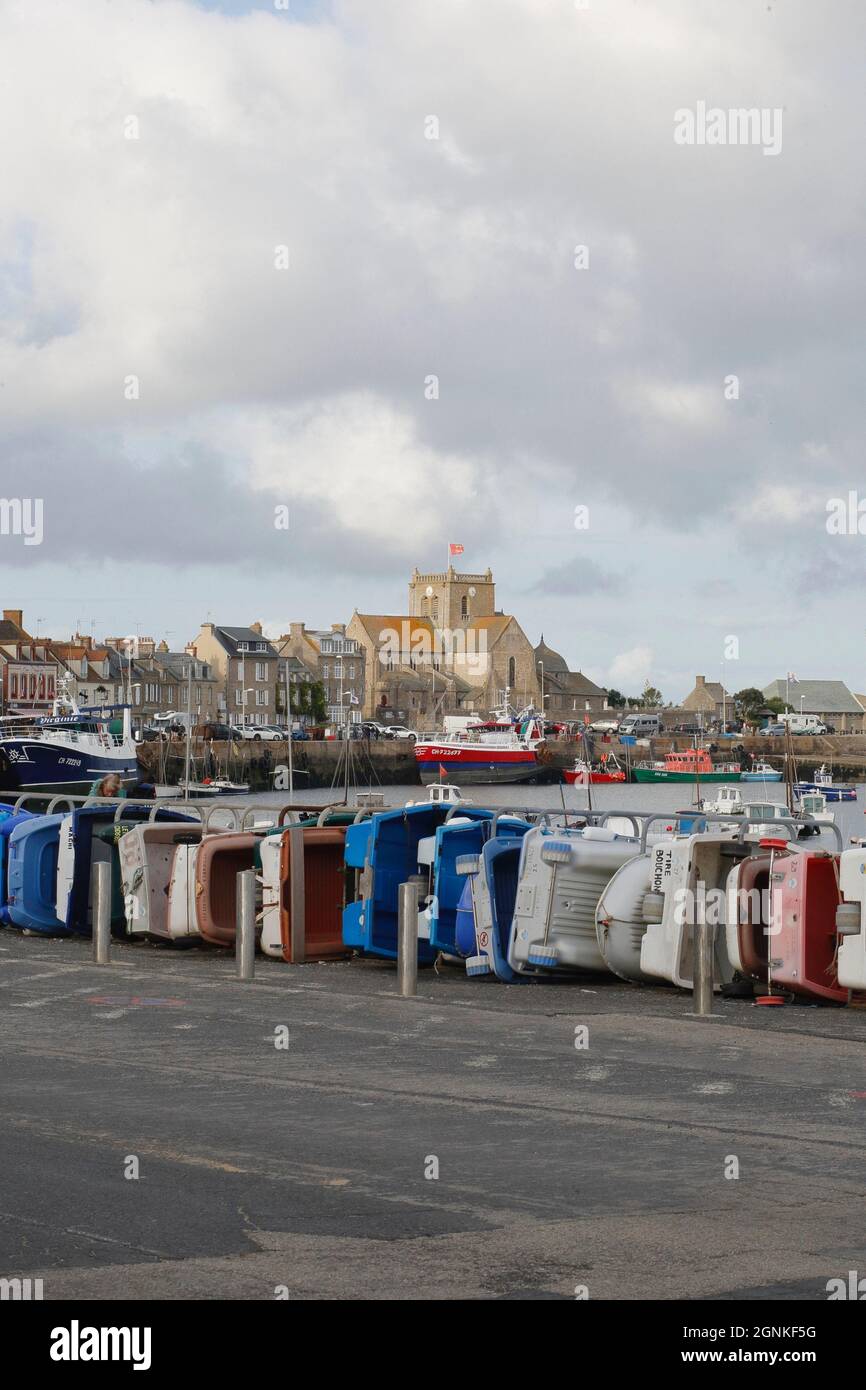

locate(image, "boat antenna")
[[582, 725, 593, 815]]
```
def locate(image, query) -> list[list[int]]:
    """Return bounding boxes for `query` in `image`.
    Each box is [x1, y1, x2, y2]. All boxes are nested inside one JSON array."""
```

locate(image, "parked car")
[[671, 722, 701, 735], [361, 721, 395, 739], [135, 725, 161, 743], [231, 723, 285, 741], [590, 718, 620, 733], [291, 728, 310, 741], [385, 724, 417, 740], [764, 723, 787, 736], [195, 722, 242, 741], [618, 714, 663, 737]]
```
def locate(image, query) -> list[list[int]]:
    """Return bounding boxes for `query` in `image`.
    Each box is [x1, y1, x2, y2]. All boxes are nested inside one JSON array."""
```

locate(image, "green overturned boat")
[[632, 750, 742, 783]]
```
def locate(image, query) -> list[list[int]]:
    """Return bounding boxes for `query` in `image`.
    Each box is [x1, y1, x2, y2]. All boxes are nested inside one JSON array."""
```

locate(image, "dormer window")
[[237, 642, 250, 653]]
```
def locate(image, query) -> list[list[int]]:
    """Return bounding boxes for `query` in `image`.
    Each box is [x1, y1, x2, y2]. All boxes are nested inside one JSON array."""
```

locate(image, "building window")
[[9, 674, 17, 698], [322, 664, 329, 679], [508, 657, 516, 689], [255, 662, 266, 682], [461, 595, 468, 619], [256, 690, 267, 707], [348, 664, 355, 679], [167, 688, 174, 704], [235, 690, 243, 706]]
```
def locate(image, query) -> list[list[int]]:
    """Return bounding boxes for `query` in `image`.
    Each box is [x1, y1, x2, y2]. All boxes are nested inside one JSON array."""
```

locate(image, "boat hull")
[[633, 768, 742, 783], [0, 737, 139, 794], [740, 770, 783, 782], [795, 782, 856, 802], [414, 750, 542, 783]]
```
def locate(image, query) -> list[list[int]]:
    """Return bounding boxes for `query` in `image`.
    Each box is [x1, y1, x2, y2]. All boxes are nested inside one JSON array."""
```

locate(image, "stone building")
[[276, 623, 365, 725], [682, 674, 732, 723], [533, 637, 609, 719], [190, 622, 279, 727], [347, 565, 540, 723]]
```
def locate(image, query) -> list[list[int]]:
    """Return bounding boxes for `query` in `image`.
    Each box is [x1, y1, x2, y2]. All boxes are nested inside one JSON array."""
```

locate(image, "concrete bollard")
[[92, 860, 111, 965], [236, 869, 256, 982], [397, 881, 418, 998], [693, 917, 714, 1016]]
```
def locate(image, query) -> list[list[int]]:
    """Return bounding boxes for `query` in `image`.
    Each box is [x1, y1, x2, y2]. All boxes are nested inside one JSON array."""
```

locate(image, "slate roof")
[[763, 679, 863, 714]]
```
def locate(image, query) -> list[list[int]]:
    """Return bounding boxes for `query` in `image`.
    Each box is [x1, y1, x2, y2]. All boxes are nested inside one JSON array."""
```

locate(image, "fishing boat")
[[176, 778, 250, 797], [632, 748, 741, 784], [405, 782, 465, 806], [741, 761, 783, 783], [0, 683, 138, 794], [794, 765, 856, 802], [414, 715, 545, 786], [507, 824, 640, 975], [563, 752, 626, 785]]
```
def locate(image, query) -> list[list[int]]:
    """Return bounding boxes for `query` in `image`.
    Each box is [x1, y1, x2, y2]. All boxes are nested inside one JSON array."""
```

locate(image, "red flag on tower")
[[449, 543, 464, 557]]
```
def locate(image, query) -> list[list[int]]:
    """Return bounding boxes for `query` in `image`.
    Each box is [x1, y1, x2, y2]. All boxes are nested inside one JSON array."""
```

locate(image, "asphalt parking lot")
[[2, 931, 866, 1300]]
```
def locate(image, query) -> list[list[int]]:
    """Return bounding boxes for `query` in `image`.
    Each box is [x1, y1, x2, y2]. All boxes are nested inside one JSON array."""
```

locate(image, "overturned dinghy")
[[595, 852, 654, 983], [0, 807, 36, 924], [762, 843, 845, 1004], [837, 846, 866, 991], [59, 806, 195, 936], [259, 825, 349, 962], [508, 825, 640, 975], [6, 813, 67, 933], [460, 830, 531, 980], [417, 813, 525, 957], [193, 832, 260, 947], [343, 804, 492, 961], [639, 833, 752, 990], [119, 822, 204, 940]]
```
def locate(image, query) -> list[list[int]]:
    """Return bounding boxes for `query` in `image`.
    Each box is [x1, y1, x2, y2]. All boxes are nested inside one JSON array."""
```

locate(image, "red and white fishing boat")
[[414, 714, 545, 786], [563, 752, 626, 785]]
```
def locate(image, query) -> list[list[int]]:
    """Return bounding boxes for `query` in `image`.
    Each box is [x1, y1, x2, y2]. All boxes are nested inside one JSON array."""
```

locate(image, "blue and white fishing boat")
[[0, 682, 138, 794], [794, 765, 856, 802], [740, 760, 783, 783]]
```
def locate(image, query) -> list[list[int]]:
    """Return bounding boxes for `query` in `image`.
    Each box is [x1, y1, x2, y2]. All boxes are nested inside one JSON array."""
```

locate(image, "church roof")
[[533, 635, 569, 674]]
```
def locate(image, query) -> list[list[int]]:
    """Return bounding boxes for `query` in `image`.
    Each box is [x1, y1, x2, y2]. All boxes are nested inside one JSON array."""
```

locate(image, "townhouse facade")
[[190, 622, 279, 726]]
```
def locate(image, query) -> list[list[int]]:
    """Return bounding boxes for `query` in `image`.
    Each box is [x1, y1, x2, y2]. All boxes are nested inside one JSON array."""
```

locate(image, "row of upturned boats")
[[2, 785, 866, 1005]]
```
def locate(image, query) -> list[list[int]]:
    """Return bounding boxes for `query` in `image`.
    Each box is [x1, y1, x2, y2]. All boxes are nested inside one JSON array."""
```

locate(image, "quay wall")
[[136, 733, 866, 791]]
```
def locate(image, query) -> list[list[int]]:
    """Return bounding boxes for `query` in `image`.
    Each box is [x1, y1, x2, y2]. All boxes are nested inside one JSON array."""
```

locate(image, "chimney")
[[331, 622, 346, 636], [202, 623, 215, 635], [290, 622, 306, 639], [696, 675, 705, 686], [250, 621, 263, 635], [3, 609, 23, 629]]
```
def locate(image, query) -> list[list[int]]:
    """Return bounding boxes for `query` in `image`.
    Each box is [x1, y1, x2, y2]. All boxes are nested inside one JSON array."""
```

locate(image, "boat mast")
[[183, 661, 193, 801]]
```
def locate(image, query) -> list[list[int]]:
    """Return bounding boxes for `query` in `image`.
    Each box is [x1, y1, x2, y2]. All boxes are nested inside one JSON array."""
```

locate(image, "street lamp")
[[537, 659, 544, 712]]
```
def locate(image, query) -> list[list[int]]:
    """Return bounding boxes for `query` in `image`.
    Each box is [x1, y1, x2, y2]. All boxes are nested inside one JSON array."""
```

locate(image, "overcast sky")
[[0, 0, 863, 701]]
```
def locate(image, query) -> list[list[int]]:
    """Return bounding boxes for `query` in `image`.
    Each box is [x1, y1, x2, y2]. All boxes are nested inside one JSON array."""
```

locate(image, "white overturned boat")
[[118, 822, 203, 939], [636, 833, 749, 990], [507, 824, 640, 975]]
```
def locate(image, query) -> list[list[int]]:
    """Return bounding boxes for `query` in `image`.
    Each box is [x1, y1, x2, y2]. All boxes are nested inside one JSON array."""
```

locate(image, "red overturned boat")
[[563, 752, 626, 785]]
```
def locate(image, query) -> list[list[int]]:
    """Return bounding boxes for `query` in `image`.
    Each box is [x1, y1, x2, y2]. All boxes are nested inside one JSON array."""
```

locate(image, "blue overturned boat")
[[343, 803, 494, 960], [0, 804, 36, 924], [6, 813, 67, 933], [458, 829, 531, 980], [418, 813, 530, 956]]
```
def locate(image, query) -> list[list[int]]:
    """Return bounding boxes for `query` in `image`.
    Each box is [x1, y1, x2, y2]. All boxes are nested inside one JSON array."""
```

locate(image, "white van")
[[778, 713, 828, 735], [617, 713, 662, 738]]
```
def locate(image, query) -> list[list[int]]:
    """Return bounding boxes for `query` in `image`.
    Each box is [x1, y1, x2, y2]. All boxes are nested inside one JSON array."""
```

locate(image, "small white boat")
[[702, 786, 743, 816], [259, 831, 285, 958], [406, 782, 464, 807], [118, 823, 202, 939], [796, 791, 835, 833]]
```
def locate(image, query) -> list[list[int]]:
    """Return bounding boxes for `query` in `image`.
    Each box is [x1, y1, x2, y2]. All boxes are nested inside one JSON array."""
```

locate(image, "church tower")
[[408, 566, 496, 627]]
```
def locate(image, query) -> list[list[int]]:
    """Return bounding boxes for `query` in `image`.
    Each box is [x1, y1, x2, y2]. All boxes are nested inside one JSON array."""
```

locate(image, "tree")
[[732, 687, 765, 718], [606, 688, 626, 708], [309, 681, 328, 724], [642, 683, 663, 708], [764, 696, 792, 715]]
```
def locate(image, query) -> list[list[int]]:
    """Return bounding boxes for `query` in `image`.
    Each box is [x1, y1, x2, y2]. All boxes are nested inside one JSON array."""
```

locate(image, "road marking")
[[694, 1081, 734, 1095]]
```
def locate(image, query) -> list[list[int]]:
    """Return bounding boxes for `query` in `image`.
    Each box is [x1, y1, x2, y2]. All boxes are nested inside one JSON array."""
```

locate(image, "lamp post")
[[537, 659, 544, 713]]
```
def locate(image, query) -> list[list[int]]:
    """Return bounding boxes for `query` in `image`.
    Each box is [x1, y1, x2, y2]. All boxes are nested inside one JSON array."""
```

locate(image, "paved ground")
[[2, 930, 866, 1301]]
